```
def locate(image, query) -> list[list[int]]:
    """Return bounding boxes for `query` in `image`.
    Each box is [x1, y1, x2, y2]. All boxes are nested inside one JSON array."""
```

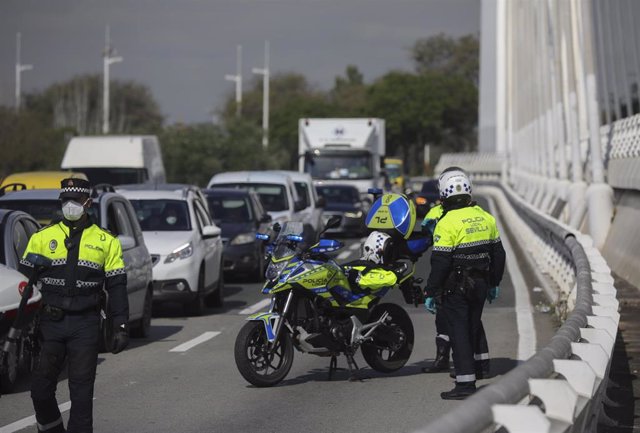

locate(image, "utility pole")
[[102, 25, 123, 134], [15, 32, 33, 112], [225, 45, 243, 117], [252, 41, 270, 148]]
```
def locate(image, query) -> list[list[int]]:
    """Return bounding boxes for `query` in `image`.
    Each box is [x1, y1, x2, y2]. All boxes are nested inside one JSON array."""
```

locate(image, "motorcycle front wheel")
[[361, 303, 414, 373], [234, 321, 294, 387]]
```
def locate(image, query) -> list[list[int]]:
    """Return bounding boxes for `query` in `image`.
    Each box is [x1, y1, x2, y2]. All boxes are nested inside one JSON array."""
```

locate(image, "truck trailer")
[[298, 118, 386, 198]]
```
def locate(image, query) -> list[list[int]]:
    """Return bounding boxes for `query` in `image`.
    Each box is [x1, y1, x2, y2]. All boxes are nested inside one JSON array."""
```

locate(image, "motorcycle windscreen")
[[365, 193, 416, 239], [272, 221, 304, 260]]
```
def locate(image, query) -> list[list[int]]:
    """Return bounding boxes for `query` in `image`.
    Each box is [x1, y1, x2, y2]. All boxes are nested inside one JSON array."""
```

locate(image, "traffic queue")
[[0, 137, 502, 432]]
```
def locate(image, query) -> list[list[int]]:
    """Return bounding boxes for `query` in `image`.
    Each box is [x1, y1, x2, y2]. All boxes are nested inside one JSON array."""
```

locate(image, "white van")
[[207, 171, 305, 228], [61, 135, 166, 185], [271, 171, 324, 239]]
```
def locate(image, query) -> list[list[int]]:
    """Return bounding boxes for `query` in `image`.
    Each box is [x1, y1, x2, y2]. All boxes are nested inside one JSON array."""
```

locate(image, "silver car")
[[0, 187, 154, 339]]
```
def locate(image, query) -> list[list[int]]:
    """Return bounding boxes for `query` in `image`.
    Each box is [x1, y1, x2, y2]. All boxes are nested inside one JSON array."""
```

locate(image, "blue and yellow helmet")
[[365, 193, 416, 239]]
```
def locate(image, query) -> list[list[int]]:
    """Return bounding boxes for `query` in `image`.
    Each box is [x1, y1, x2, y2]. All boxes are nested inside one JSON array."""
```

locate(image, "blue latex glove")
[[424, 297, 437, 314], [487, 286, 500, 303]]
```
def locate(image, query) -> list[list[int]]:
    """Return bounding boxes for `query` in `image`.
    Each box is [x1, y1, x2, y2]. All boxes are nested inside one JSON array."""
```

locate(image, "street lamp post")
[[102, 25, 123, 134], [252, 41, 270, 148], [15, 32, 33, 112], [225, 45, 243, 118]]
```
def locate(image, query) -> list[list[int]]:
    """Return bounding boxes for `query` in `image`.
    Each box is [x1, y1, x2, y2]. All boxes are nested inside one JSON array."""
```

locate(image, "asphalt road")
[[0, 198, 554, 433]]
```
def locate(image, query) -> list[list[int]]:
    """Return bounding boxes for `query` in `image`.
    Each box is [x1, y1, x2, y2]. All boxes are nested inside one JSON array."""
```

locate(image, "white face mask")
[[62, 200, 86, 221], [166, 216, 177, 225]]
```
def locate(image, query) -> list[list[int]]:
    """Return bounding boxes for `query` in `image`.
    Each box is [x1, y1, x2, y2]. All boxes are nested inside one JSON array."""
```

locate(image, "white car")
[[271, 171, 324, 240], [0, 209, 42, 393], [119, 185, 224, 316], [207, 171, 305, 227]]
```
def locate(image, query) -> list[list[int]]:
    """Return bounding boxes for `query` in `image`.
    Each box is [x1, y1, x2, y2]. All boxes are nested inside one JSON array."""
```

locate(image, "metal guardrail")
[[413, 182, 619, 433]]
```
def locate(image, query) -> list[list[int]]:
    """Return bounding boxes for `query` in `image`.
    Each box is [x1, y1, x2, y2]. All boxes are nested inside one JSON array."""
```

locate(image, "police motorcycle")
[[1, 253, 49, 394], [234, 189, 429, 387]]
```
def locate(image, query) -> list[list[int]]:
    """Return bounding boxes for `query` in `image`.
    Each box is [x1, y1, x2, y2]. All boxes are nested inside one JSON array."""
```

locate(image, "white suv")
[[207, 171, 305, 227], [119, 185, 223, 316]]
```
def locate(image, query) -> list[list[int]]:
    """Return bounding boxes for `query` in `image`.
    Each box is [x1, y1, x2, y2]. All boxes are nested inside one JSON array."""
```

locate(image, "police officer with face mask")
[[18, 178, 129, 433], [423, 168, 505, 400]]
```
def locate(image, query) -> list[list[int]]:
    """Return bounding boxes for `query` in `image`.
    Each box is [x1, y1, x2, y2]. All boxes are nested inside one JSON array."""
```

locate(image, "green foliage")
[[412, 33, 480, 86], [159, 119, 281, 186], [0, 108, 69, 179], [24, 74, 163, 135]]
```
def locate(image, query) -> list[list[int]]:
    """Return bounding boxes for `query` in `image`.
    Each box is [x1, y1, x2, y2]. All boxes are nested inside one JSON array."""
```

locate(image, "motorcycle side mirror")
[[24, 253, 52, 269]]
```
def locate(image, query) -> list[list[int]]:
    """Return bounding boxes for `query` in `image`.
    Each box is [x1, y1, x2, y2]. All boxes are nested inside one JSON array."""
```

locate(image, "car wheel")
[[205, 267, 224, 308], [130, 285, 152, 338], [184, 268, 206, 316], [0, 338, 20, 393]]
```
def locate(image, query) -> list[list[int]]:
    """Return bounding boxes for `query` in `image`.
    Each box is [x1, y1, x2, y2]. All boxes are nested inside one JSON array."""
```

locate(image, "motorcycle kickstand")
[[345, 353, 367, 382], [328, 354, 338, 381]]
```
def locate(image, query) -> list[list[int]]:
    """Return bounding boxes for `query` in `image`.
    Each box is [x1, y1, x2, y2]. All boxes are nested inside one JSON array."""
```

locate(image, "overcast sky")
[[0, 0, 480, 124]]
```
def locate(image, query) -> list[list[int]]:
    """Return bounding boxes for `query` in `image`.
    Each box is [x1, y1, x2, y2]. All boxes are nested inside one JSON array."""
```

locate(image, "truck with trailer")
[[298, 118, 386, 200]]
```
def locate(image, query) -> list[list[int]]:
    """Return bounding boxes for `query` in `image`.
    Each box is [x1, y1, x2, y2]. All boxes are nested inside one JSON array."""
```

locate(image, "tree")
[[0, 108, 69, 178], [328, 65, 368, 116], [24, 74, 164, 135], [412, 33, 480, 86], [159, 119, 280, 186], [220, 73, 332, 169]]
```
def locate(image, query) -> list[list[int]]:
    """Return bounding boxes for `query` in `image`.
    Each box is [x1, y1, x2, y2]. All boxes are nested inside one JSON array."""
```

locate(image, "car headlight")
[[230, 232, 255, 245], [266, 260, 287, 281], [164, 242, 194, 264], [344, 210, 363, 218]]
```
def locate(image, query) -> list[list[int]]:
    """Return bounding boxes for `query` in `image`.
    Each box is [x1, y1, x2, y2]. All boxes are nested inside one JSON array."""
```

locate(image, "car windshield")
[[129, 199, 191, 231], [306, 153, 372, 180], [316, 186, 359, 204], [272, 221, 303, 260], [385, 163, 402, 179], [75, 167, 148, 185], [207, 196, 253, 223], [213, 183, 288, 212], [0, 199, 100, 226]]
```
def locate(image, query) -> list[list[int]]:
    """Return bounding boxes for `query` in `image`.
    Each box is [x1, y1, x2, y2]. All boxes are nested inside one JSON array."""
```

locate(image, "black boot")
[[422, 338, 450, 373], [475, 360, 490, 379], [440, 381, 476, 400]]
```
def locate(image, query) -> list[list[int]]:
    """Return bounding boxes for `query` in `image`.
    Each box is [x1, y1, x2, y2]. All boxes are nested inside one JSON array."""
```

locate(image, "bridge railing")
[[412, 181, 618, 433]]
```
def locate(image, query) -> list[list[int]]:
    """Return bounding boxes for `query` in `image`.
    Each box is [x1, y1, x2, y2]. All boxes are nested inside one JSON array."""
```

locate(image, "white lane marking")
[[238, 298, 271, 315], [337, 250, 351, 260], [349, 243, 360, 251], [1, 401, 72, 433], [169, 332, 221, 352], [487, 196, 537, 362]]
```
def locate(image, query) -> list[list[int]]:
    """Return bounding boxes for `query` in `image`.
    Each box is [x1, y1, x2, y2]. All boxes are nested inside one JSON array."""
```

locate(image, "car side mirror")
[[316, 196, 326, 208], [202, 225, 221, 239], [118, 235, 136, 251]]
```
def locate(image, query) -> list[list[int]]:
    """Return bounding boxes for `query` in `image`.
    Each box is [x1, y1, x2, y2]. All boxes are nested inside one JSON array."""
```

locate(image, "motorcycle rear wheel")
[[361, 303, 414, 373], [234, 321, 294, 387]]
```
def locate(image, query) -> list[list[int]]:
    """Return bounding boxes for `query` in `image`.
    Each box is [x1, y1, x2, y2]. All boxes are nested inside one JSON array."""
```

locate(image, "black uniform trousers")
[[441, 278, 488, 384], [31, 311, 100, 433], [435, 306, 490, 369]]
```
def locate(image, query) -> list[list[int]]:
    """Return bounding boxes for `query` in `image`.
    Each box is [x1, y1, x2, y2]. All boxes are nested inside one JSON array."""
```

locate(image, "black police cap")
[[59, 177, 92, 201]]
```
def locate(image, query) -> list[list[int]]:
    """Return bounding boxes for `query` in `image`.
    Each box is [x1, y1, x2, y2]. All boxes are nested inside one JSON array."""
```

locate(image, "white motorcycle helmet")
[[438, 166, 472, 200], [361, 231, 393, 264]]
